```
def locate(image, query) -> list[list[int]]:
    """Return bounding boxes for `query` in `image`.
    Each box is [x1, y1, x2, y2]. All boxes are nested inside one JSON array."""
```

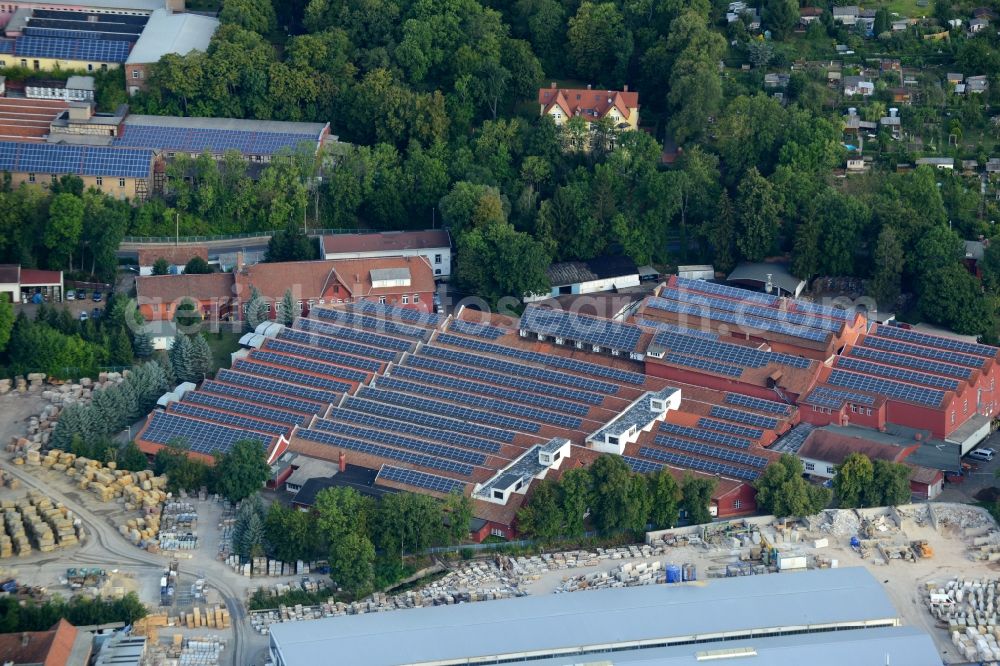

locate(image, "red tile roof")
[[0, 98, 68, 142], [19, 268, 61, 286], [135, 272, 235, 304], [538, 86, 639, 123], [137, 246, 209, 267], [322, 230, 450, 255], [0, 619, 78, 666], [798, 429, 916, 465]]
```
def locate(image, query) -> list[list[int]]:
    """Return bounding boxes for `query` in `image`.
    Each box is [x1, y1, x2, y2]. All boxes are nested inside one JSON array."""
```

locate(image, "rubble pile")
[[926, 578, 1000, 661], [932, 504, 994, 532], [812, 509, 862, 537]]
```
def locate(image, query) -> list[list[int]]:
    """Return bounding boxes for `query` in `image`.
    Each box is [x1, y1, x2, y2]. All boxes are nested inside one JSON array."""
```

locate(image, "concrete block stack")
[[0, 378, 12, 395], [927, 577, 1000, 661]]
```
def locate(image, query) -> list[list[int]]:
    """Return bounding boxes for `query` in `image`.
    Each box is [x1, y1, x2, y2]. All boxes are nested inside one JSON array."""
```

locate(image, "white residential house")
[[970, 17, 989, 32], [833, 5, 859, 25], [843, 75, 874, 96]]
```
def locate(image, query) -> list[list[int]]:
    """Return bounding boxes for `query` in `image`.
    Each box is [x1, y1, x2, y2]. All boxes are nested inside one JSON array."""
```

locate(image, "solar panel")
[[804, 386, 875, 410], [638, 447, 761, 481], [837, 356, 960, 391], [770, 423, 815, 455], [709, 406, 779, 430], [646, 296, 830, 343], [827, 369, 944, 407], [279, 328, 398, 362], [623, 456, 663, 474], [0, 141, 153, 179], [313, 419, 486, 465], [262, 338, 382, 373], [653, 329, 811, 370], [347, 300, 444, 326], [312, 307, 430, 339], [653, 435, 768, 468], [393, 365, 589, 416], [794, 300, 856, 321], [659, 287, 844, 333], [435, 333, 645, 384], [724, 394, 792, 415], [675, 277, 780, 305], [113, 124, 321, 157], [876, 324, 998, 358], [696, 418, 764, 440], [376, 376, 580, 429], [850, 346, 974, 380], [520, 307, 643, 352], [231, 360, 351, 394], [295, 317, 413, 351], [211, 371, 338, 409], [32, 9, 149, 25], [325, 407, 502, 454], [249, 350, 369, 384], [343, 396, 514, 443], [297, 429, 474, 476], [405, 355, 604, 405], [634, 318, 718, 341], [169, 403, 291, 436], [140, 411, 270, 456], [358, 386, 541, 433], [449, 319, 507, 340], [378, 466, 466, 494], [0, 39, 16, 55], [184, 392, 309, 426], [665, 353, 743, 377], [14, 36, 131, 63], [861, 336, 986, 368], [659, 423, 752, 449]]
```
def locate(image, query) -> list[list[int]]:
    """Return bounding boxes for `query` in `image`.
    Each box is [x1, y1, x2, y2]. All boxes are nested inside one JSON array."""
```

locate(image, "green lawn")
[[205, 331, 242, 373]]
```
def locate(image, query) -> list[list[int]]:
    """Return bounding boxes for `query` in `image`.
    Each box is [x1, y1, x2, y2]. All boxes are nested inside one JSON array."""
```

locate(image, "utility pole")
[[175, 213, 179, 246]]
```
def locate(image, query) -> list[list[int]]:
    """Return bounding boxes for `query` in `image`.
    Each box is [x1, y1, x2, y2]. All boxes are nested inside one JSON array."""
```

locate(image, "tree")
[[214, 439, 269, 503], [873, 7, 891, 35], [244, 286, 269, 331], [173, 298, 202, 330], [118, 441, 149, 472], [315, 487, 374, 544], [918, 263, 994, 338], [0, 296, 13, 353], [331, 531, 375, 598], [559, 468, 592, 538], [265, 222, 318, 262], [870, 227, 905, 308], [735, 168, 779, 261], [184, 256, 212, 274], [443, 491, 473, 544], [168, 333, 194, 383], [151, 257, 170, 276], [516, 479, 563, 542], [647, 468, 681, 529], [567, 2, 634, 85], [589, 455, 650, 534], [219, 0, 277, 34], [833, 452, 875, 508], [871, 459, 912, 506], [232, 496, 266, 559], [44, 193, 85, 270], [764, 0, 797, 39], [455, 220, 550, 305], [278, 289, 296, 326], [109, 326, 134, 367], [133, 331, 154, 359], [264, 502, 324, 563], [666, 11, 726, 144], [189, 334, 212, 380], [754, 454, 830, 517], [681, 475, 716, 525]]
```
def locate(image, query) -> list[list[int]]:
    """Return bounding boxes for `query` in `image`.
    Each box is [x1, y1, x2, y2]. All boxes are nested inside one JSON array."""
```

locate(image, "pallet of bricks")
[[176, 636, 225, 666], [158, 502, 198, 551], [1, 490, 82, 557], [178, 605, 231, 630]]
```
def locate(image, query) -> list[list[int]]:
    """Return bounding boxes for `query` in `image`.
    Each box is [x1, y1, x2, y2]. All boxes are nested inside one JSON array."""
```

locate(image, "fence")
[[120, 228, 376, 245]]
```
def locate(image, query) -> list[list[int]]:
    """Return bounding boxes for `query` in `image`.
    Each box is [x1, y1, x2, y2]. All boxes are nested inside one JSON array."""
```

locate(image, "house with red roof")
[[538, 84, 639, 150]]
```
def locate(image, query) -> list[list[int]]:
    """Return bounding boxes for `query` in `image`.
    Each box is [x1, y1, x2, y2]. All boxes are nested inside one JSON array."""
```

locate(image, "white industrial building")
[[267, 567, 941, 666], [322, 230, 452, 279]]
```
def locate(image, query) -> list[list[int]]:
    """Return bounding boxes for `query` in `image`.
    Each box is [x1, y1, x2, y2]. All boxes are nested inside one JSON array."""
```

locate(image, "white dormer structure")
[[586, 388, 682, 455], [473, 438, 571, 505]]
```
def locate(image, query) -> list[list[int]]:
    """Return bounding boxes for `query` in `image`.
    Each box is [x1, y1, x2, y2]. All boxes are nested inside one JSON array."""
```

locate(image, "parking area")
[[937, 429, 1000, 504]]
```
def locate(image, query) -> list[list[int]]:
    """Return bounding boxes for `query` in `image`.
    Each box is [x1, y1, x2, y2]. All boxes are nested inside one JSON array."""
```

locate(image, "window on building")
[[492, 490, 503, 500], [490, 528, 504, 537], [101, 64, 107, 72], [20, 59, 26, 68], [32, 60, 39, 71], [378, 296, 386, 304], [435, 269, 442, 276], [27, 173, 35, 183], [804, 462, 815, 471], [96, 176, 103, 186], [50, 174, 57, 183], [434, 254, 442, 264], [131, 70, 139, 79], [119, 178, 126, 188], [733, 499, 742, 509], [265, 303, 271, 313], [826, 466, 835, 474], [413, 294, 419, 303], [964, 398, 968, 413], [86, 63, 93, 71], [866, 408, 871, 416], [402, 295, 409, 304], [850, 404, 857, 413], [951, 411, 956, 424], [296, 300, 303, 309]]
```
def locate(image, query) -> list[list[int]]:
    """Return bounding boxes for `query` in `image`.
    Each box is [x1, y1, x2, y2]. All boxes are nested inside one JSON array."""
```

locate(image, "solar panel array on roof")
[[313, 420, 486, 466], [724, 393, 792, 415], [406, 355, 604, 405], [141, 411, 269, 456], [449, 318, 506, 340], [26, 27, 137, 41], [770, 422, 815, 455], [212, 370, 339, 408], [850, 346, 974, 380], [249, 350, 369, 384], [114, 125, 319, 156], [295, 317, 413, 352], [638, 447, 761, 481], [14, 36, 131, 62], [262, 338, 382, 373], [794, 300, 856, 321], [876, 324, 998, 358], [836, 356, 960, 391], [658, 423, 752, 449], [378, 465, 466, 495], [520, 307, 643, 352], [393, 365, 590, 416], [647, 296, 830, 343], [184, 392, 308, 427], [313, 307, 430, 339], [170, 402, 291, 435], [359, 386, 542, 433], [861, 336, 985, 368], [436, 333, 645, 384], [653, 434, 768, 468], [804, 386, 875, 410], [347, 300, 444, 326], [325, 408, 502, 453], [709, 406, 779, 430], [231, 359, 351, 394], [660, 287, 844, 333], [827, 369, 945, 407], [653, 329, 811, 370], [0, 39, 13, 54], [0, 141, 152, 179], [623, 456, 662, 474], [635, 318, 719, 341], [297, 429, 473, 476], [278, 328, 398, 363], [697, 418, 764, 440], [675, 277, 780, 306], [665, 353, 743, 377], [343, 396, 513, 442]]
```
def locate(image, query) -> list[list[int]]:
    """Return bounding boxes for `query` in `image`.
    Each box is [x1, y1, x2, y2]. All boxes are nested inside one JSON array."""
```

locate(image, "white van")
[[968, 449, 994, 462]]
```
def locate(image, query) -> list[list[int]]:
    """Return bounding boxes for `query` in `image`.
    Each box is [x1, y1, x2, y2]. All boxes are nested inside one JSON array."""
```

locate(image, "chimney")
[[587, 84, 592, 90], [550, 82, 556, 88], [21, 634, 29, 647], [889, 107, 898, 118], [623, 84, 629, 92], [338, 451, 346, 473]]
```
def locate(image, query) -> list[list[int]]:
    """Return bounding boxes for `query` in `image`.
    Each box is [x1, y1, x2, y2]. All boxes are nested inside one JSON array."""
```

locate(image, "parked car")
[[75, 289, 86, 300], [979, 447, 997, 457], [968, 449, 994, 462], [66, 290, 75, 301], [92, 291, 102, 302], [78, 311, 89, 322]]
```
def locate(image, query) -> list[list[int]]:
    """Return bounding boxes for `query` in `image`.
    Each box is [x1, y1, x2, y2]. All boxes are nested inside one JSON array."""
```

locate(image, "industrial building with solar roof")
[[266, 567, 942, 666], [130, 272, 1000, 539]]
